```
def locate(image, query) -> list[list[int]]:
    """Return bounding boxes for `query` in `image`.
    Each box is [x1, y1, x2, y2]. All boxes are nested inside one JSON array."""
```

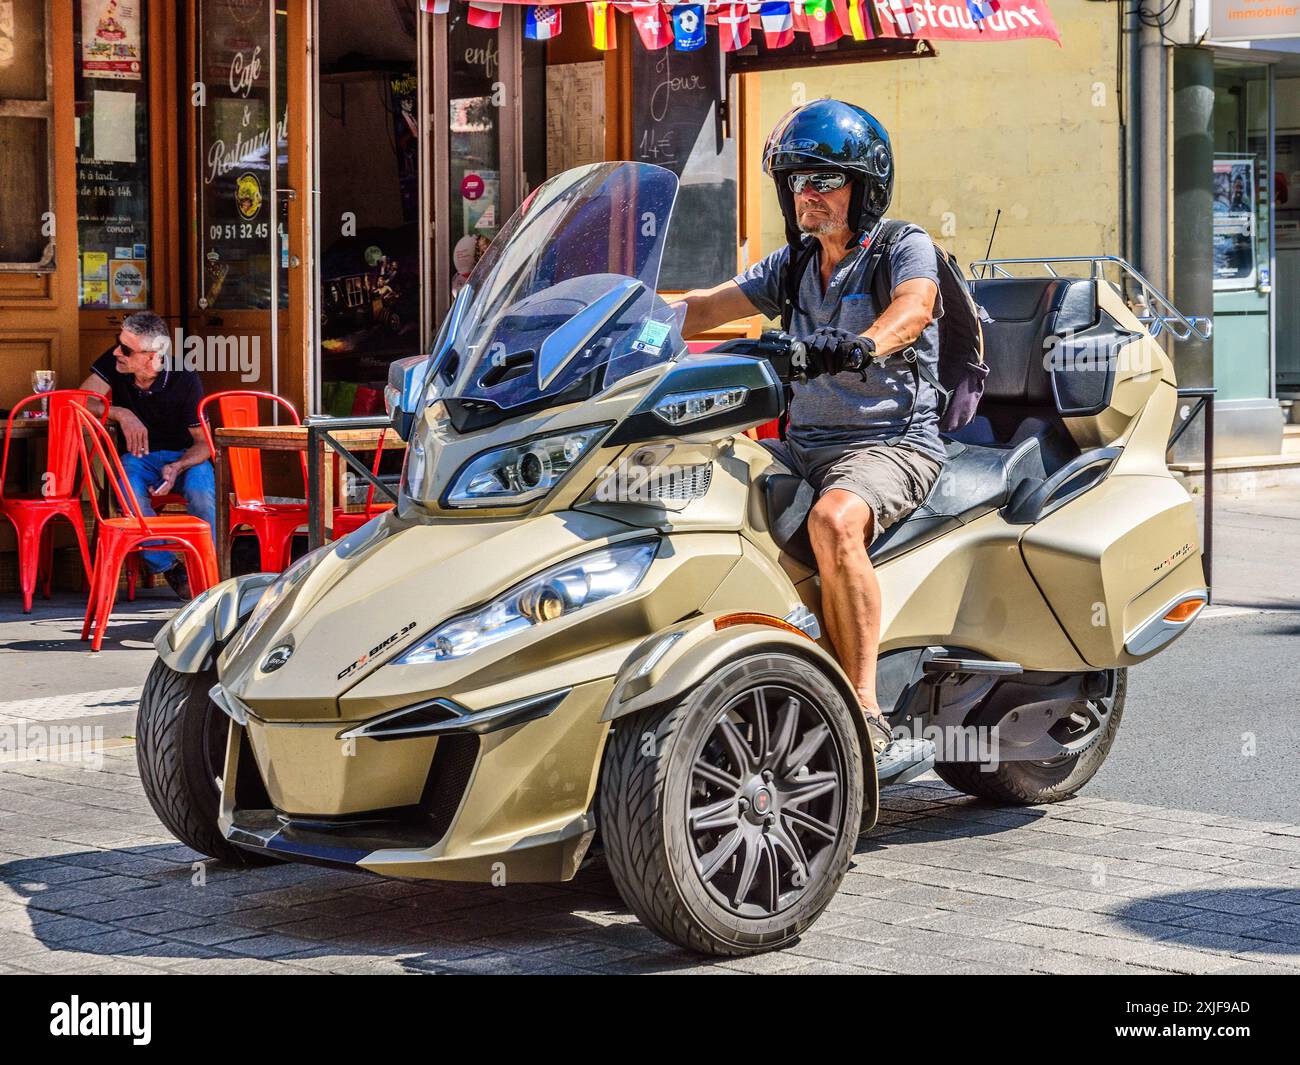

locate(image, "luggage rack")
[[969, 255, 1213, 343]]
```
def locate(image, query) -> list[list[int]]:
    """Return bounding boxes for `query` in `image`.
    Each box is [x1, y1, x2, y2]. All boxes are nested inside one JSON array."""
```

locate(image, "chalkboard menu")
[[631, 40, 737, 291]]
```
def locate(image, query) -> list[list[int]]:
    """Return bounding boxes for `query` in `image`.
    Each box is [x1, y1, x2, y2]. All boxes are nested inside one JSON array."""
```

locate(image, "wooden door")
[[0, 0, 79, 406]]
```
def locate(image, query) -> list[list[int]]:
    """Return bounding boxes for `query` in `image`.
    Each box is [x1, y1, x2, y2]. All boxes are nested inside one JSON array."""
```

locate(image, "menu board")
[[546, 62, 605, 176], [630, 39, 737, 291]]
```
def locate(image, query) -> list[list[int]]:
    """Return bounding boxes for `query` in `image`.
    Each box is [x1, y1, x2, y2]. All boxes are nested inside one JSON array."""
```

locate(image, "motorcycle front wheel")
[[600, 652, 863, 956]]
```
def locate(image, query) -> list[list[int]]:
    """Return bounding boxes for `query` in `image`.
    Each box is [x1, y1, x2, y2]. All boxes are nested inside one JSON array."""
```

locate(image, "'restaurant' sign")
[[1211, 0, 1300, 42]]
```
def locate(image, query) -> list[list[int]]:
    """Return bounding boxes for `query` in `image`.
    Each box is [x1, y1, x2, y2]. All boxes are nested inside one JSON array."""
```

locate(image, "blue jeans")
[[120, 450, 218, 573]]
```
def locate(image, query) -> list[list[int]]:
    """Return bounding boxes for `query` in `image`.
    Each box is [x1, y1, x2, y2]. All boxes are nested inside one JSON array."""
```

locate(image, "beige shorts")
[[763, 438, 945, 543]]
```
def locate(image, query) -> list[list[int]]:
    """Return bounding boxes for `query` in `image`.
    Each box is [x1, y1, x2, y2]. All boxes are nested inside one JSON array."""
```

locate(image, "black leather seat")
[[765, 435, 1046, 569]]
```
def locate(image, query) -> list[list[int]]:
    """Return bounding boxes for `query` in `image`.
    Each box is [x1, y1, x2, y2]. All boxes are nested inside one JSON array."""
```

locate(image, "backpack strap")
[[865, 222, 954, 422], [779, 238, 818, 334], [858, 220, 939, 445]]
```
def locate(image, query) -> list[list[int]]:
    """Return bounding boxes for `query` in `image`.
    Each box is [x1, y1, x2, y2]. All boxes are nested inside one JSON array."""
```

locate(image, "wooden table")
[[211, 423, 398, 580], [0, 416, 49, 495]]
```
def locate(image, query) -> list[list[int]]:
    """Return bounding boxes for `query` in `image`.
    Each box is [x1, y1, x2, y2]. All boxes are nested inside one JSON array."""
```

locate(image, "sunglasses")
[[787, 171, 847, 195]]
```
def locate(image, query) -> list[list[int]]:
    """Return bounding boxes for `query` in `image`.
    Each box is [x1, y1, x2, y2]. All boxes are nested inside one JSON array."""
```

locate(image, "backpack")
[[779, 220, 989, 433]]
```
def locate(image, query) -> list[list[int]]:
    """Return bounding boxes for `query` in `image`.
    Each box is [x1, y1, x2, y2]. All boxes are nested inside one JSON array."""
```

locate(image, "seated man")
[[673, 100, 945, 770], [80, 310, 214, 599]]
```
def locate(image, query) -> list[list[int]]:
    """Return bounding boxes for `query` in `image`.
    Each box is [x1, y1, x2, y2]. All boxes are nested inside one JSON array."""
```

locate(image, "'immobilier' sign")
[[1212, 0, 1300, 41]]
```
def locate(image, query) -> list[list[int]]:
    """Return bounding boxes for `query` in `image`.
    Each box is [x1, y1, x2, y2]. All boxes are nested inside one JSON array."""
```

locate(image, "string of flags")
[[417, 0, 1059, 49]]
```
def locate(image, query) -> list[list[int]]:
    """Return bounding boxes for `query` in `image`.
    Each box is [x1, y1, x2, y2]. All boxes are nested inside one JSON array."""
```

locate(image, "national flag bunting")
[[717, 3, 753, 50], [803, 0, 842, 44], [587, 1, 616, 49], [967, 0, 999, 21], [759, 1, 794, 47], [632, 4, 674, 49], [886, 0, 916, 34], [838, 0, 873, 39], [466, 1, 503, 29], [525, 5, 562, 38], [671, 3, 707, 50]]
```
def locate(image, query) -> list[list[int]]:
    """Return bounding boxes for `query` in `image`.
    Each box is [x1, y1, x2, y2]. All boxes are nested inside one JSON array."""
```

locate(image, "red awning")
[[421, 1, 1061, 48]]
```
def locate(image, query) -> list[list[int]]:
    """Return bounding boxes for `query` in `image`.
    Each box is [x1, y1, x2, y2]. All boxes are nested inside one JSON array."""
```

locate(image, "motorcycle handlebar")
[[701, 330, 810, 383]]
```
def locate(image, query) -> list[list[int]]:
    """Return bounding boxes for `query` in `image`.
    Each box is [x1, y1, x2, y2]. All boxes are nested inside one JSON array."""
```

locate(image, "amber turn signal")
[[1163, 597, 1206, 623], [713, 612, 814, 640]]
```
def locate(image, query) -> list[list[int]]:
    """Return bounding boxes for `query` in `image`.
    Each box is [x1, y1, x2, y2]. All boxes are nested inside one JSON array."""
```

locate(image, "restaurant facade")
[[2, 0, 1099, 582], [2, 0, 1070, 420]]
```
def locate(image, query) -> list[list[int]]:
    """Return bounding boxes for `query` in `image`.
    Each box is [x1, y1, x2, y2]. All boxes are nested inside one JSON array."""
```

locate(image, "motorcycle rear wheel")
[[933, 669, 1126, 805]]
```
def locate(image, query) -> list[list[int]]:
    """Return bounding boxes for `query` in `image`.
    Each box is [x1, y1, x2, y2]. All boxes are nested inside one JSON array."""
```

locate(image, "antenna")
[[981, 209, 1002, 278]]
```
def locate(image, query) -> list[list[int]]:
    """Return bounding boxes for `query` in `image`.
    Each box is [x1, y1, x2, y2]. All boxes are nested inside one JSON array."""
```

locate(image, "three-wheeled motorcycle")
[[138, 161, 1207, 955]]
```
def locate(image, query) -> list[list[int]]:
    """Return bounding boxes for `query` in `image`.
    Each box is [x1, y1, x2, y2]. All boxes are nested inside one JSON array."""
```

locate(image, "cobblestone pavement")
[[1, 745, 1297, 975]]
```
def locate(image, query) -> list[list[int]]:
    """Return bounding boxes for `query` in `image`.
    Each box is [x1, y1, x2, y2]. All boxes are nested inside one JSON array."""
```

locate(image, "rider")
[[673, 99, 945, 768]]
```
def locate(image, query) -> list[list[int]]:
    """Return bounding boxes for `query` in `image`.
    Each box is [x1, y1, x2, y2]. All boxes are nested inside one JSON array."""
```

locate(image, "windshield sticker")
[[631, 320, 671, 355]]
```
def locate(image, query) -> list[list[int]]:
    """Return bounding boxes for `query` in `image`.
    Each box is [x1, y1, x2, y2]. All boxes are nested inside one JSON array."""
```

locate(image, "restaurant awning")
[[418, 1, 1062, 48]]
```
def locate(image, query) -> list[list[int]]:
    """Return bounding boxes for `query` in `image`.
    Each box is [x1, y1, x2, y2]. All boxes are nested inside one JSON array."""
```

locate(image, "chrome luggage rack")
[[969, 256, 1213, 343]]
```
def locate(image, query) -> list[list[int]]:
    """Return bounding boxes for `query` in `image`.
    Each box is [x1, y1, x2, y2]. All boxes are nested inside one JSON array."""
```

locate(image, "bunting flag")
[[671, 3, 707, 49], [717, 3, 753, 50], [525, 4, 563, 37], [803, 0, 842, 44], [839, 0, 873, 39], [416, 0, 1061, 49], [759, 1, 794, 46], [886, 0, 915, 34], [632, 4, 674, 48], [587, 1, 616, 48], [466, 1, 504, 28]]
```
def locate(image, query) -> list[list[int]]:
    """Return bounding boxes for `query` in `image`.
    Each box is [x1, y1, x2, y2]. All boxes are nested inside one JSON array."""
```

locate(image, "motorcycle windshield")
[[428, 162, 683, 415]]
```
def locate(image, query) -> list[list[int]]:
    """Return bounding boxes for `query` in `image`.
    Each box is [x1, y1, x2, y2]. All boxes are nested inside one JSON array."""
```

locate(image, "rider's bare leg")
[[807, 489, 886, 723]]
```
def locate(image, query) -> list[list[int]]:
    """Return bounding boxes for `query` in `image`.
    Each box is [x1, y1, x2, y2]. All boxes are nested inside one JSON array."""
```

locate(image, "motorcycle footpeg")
[[876, 738, 936, 787]]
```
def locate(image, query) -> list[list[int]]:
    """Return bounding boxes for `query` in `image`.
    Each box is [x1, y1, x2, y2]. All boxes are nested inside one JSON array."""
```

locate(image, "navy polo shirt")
[[91, 348, 205, 453]]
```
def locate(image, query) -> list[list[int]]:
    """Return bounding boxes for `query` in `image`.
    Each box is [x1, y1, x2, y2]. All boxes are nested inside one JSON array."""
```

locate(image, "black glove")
[[806, 326, 872, 375]]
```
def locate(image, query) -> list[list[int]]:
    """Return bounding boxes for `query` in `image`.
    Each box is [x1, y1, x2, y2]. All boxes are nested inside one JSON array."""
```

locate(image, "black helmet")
[[763, 99, 893, 245]]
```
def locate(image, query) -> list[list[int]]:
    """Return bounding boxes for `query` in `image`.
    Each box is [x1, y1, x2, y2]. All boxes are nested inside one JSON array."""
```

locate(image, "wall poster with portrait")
[[1214, 155, 1258, 290]]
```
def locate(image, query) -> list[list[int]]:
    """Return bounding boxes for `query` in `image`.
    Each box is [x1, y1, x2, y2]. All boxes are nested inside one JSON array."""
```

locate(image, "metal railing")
[[969, 255, 1214, 343], [303, 414, 399, 549]]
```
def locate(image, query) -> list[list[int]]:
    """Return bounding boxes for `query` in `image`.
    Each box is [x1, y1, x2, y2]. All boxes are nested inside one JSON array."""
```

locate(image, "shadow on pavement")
[[1112, 888, 1300, 955], [0, 793, 1057, 973]]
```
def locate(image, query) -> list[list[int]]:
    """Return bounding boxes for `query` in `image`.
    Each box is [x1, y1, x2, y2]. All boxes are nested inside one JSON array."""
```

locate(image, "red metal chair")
[[0, 390, 103, 612], [70, 404, 217, 651], [124, 492, 187, 601], [198, 391, 311, 574], [331, 428, 395, 538]]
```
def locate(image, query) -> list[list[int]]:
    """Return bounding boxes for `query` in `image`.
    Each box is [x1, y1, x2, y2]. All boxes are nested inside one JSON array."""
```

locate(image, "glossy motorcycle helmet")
[[762, 99, 893, 245]]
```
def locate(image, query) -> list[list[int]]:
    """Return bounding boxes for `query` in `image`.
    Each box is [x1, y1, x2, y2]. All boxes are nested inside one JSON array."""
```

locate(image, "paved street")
[[0, 486, 1297, 974]]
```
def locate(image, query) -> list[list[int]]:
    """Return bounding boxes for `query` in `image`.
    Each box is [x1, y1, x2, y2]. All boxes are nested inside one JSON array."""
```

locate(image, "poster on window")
[[1214, 157, 1257, 290], [81, 0, 142, 81]]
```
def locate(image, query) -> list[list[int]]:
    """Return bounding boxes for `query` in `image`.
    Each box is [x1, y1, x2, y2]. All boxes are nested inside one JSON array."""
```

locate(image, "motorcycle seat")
[[764, 436, 1045, 569]]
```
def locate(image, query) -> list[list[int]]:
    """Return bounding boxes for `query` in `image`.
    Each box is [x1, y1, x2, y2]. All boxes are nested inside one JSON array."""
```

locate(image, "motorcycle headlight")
[[224, 545, 330, 661], [443, 425, 607, 508], [396, 539, 658, 664]]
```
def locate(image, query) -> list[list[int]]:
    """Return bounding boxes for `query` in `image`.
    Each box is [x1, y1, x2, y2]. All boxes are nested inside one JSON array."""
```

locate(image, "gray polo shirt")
[[733, 221, 946, 463]]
